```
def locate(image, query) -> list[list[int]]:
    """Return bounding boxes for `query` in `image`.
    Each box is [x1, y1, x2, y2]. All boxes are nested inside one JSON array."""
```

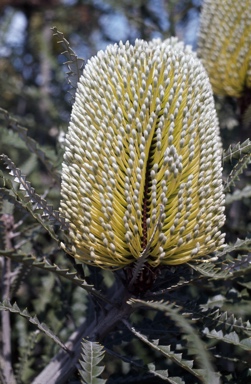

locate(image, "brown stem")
[[0, 214, 16, 384], [32, 288, 134, 384]]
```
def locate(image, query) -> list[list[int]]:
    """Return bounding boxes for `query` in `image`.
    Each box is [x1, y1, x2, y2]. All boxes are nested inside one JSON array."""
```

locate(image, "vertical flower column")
[[60, 38, 225, 269], [197, 0, 251, 98]]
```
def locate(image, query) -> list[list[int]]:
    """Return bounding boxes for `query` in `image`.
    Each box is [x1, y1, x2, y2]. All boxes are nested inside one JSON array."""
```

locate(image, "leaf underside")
[[78, 339, 107, 384]]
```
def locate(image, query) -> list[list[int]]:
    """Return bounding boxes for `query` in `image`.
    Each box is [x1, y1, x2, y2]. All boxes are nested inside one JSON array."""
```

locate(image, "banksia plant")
[[2, 21, 251, 384], [197, 0, 251, 98], [60, 37, 225, 270]]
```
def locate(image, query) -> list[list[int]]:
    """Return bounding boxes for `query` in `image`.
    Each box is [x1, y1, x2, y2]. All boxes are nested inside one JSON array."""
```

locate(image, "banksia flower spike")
[[60, 38, 225, 269], [197, 0, 251, 98]]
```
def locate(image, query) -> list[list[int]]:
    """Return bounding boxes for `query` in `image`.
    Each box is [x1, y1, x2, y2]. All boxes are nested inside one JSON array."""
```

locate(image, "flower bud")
[[60, 38, 225, 269], [197, 0, 251, 97]]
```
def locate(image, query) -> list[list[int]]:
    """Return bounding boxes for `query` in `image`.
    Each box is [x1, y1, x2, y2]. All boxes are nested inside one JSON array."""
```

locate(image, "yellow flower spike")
[[197, 0, 251, 97], [60, 38, 225, 269]]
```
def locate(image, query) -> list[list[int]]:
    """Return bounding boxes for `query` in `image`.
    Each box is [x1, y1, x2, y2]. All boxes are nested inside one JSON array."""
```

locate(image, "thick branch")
[[32, 289, 133, 384]]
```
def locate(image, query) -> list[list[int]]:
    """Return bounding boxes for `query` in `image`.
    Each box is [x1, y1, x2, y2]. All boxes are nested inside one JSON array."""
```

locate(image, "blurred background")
[[0, 0, 201, 151]]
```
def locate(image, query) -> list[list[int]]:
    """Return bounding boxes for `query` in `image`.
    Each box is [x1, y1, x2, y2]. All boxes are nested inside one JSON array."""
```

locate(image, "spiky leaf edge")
[[224, 153, 251, 192], [78, 339, 107, 384], [188, 253, 251, 280], [104, 346, 182, 384], [0, 250, 110, 303], [52, 27, 84, 99], [14, 330, 40, 384], [214, 238, 251, 257], [0, 154, 66, 242], [0, 299, 70, 353], [223, 139, 251, 162], [126, 300, 219, 384]]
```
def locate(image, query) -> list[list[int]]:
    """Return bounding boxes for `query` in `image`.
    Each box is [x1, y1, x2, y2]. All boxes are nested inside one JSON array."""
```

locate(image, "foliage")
[[0, 1, 251, 384], [51, 26, 85, 99], [78, 339, 107, 384]]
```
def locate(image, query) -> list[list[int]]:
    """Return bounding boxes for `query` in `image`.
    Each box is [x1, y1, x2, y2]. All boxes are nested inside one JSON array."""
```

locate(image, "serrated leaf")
[[15, 330, 40, 384], [0, 155, 66, 241], [203, 328, 251, 350], [223, 139, 251, 162], [0, 107, 60, 183], [127, 300, 220, 384], [52, 27, 84, 98], [189, 253, 251, 281], [224, 153, 251, 192], [147, 363, 185, 384], [205, 307, 251, 332], [10, 263, 32, 298], [0, 299, 69, 352], [215, 238, 251, 258], [78, 339, 107, 384], [126, 325, 200, 378], [0, 249, 108, 302], [221, 254, 251, 278], [188, 261, 230, 279], [2, 249, 111, 304]]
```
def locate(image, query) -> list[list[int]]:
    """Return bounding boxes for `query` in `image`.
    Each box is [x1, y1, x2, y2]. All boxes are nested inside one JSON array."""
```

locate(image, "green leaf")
[[78, 339, 107, 384], [0, 250, 108, 302], [0, 107, 60, 184], [189, 253, 251, 281], [15, 330, 40, 384], [1, 249, 111, 304], [223, 139, 251, 162], [127, 300, 220, 384], [208, 309, 251, 333], [203, 328, 251, 350], [188, 261, 230, 280], [147, 363, 185, 384], [198, 306, 251, 349], [215, 238, 251, 258], [124, 324, 200, 380], [0, 187, 27, 214], [225, 185, 251, 204], [10, 263, 32, 298], [0, 299, 69, 352], [221, 254, 251, 278], [0, 155, 66, 241], [52, 27, 85, 98], [224, 153, 251, 192], [240, 338, 251, 349]]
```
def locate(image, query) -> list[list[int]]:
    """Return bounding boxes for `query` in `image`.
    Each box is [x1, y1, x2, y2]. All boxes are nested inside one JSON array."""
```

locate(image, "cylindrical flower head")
[[197, 0, 251, 97], [60, 38, 225, 269]]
